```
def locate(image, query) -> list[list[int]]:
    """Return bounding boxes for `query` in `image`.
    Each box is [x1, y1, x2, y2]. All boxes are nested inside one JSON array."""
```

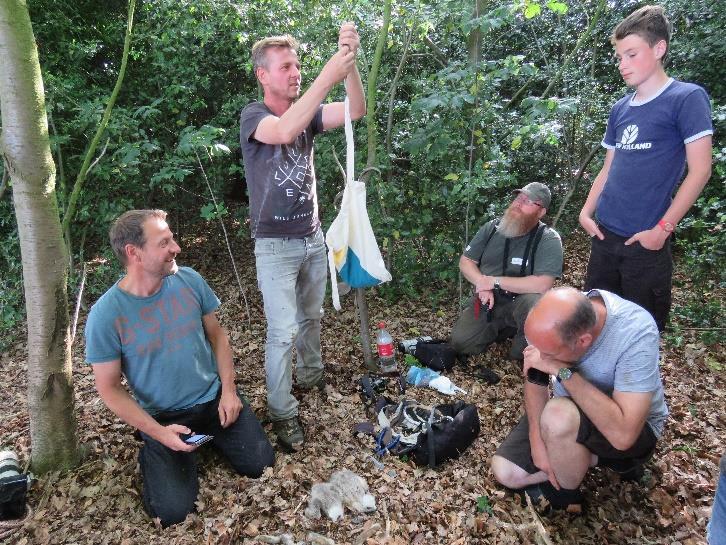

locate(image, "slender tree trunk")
[[353, 0, 392, 370], [466, 0, 485, 65], [61, 0, 136, 239], [0, 0, 80, 472], [365, 0, 392, 169]]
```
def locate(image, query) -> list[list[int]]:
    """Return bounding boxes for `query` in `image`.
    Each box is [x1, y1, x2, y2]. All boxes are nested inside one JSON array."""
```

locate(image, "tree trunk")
[[0, 0, 80, 473], [353, 0, 392, 370], [467, 0, 485, 65]]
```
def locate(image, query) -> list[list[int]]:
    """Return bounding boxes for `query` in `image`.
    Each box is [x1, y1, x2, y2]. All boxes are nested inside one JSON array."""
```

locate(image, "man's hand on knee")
[[218, 390, 243, 428]]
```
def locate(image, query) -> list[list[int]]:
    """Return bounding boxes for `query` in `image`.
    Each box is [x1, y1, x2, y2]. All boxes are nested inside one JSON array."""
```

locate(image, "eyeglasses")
[[514, 193, 543, 207]]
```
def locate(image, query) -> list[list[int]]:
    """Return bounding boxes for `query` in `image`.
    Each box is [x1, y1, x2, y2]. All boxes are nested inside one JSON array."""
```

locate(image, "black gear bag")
[[412, 340, 457, 372], [411, 401, 480, 468]]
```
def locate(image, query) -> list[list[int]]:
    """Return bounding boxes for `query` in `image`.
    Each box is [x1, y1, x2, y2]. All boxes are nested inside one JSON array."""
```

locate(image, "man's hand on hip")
[[624, 226, 668, 250], [579, 212, 604, 240]]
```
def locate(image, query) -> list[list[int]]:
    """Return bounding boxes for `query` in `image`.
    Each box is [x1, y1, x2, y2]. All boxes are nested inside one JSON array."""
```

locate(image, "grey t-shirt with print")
[[463, 220, 563, 279], [553, 289, 669, 438], [240, 102, 324, 238]]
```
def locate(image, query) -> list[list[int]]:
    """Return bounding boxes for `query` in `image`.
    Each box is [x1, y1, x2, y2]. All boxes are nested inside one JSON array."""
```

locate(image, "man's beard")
[[497, 204, 541, 238]]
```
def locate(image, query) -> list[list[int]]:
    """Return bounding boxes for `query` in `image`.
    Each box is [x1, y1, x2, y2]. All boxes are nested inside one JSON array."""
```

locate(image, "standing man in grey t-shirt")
[[239, 25, 365, 451], [491, 287, 668, 511]]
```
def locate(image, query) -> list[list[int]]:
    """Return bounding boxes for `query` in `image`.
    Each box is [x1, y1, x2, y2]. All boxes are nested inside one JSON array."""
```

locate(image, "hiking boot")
[[522, 482, 583, 514], [272, 417, 304, 452], [298, 374, 326, 395]]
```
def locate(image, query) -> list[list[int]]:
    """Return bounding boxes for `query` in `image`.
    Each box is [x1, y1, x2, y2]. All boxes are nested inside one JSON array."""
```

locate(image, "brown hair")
[[612, 5, 672, 63], [251, 35, 299, 74], [109, 209, 167, 265]]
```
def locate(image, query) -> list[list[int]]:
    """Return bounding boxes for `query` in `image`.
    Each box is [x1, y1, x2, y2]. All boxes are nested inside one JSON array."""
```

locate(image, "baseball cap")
[[512, 182, 551, 209]]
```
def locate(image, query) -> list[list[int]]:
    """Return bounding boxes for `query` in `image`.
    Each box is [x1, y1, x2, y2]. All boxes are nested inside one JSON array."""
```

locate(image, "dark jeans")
[[584, 225, 672, 331], [139, 391, 275, 527]]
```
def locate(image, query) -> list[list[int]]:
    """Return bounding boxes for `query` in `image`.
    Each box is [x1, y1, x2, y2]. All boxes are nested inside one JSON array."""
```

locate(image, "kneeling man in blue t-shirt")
[[491, 287, 668, 511], [85, 209, 274, 527]]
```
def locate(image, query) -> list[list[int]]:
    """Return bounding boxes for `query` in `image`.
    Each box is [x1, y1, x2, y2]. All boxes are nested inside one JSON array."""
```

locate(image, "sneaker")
[[523, 482, 583, 514], [273, 417, 304, 451]]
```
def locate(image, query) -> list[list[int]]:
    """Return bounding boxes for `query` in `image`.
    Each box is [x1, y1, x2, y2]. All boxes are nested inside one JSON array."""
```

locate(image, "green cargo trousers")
[[450, 292, 541, 361]]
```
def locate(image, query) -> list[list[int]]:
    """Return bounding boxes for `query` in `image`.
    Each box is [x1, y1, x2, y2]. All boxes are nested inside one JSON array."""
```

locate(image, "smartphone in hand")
[[181, 433, 213, 447], [527, 368, 550, 387]]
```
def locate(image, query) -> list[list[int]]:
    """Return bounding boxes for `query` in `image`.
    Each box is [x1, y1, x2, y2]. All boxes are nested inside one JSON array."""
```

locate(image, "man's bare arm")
[[558, 374, 652, 451], [92, 361, 194, 451], [579, 148, 615, 240], [202, 312, 241, 428], [253, 49, 356, 145], [625, 135, 712, 250], [459, 255, 554, 294], [320, 64, 366, 128]]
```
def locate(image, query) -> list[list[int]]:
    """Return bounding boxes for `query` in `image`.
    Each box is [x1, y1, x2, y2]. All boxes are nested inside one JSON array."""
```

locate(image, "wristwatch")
[[556, 367, 575, 382], [657, 219, 675, 233], [493, 277, 501, 290]]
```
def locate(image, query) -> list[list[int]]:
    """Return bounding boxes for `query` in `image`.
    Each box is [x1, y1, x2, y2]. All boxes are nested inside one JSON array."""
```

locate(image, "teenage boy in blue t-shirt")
[[579, 5, 713, 331], [85, 210, 274, 527]]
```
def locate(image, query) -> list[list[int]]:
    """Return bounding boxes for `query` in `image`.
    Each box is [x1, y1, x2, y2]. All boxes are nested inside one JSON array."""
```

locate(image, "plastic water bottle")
[[376, 322, 397, 374], [398, 336, 433, 355]]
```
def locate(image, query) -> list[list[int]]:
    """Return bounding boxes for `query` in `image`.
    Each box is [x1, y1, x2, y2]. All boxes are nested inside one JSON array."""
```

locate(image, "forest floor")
[[1, 216, 723, 545]]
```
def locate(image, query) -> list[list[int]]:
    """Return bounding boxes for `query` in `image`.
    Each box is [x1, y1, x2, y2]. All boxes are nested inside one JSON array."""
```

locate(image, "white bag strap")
[[344, 93, 354, 186], [329, 248, 341, 311], [328, 84, 355, 311]]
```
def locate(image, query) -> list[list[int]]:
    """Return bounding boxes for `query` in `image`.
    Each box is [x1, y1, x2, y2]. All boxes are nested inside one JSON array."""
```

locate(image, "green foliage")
[[476, 495, 494, 514], [0, 199, 24, 351], [1, 0, 721, 346]]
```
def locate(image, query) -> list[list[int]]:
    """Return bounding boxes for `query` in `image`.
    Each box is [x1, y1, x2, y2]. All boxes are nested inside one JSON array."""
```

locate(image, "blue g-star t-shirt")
[[85, 267, 221, 414], [596, 79, 713, 237]]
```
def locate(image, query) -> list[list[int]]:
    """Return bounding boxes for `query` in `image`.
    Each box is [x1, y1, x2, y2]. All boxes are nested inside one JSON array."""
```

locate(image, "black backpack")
[[355, 397, 480, 469], [411, 401, 480, 468], [413, 340, 457, 372]]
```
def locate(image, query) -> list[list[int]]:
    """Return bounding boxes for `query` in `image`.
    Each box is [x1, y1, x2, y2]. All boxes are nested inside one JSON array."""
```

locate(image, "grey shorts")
[[496, 407, 657, 475]]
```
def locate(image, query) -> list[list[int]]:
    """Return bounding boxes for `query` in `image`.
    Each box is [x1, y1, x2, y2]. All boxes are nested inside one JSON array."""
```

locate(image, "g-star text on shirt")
[[616, 124, 652, 150], [113, 287, 200, 356]]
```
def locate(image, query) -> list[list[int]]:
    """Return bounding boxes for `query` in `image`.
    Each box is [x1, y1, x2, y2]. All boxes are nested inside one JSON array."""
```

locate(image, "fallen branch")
[[525, 493, 554, 545]]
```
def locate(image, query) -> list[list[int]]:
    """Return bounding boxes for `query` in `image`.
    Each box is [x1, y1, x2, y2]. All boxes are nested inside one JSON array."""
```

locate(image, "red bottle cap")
[[378, 321, 385, 329]]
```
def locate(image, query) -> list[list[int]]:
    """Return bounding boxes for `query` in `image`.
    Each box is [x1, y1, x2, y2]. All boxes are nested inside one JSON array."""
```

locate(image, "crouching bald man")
[[491, 287, 668, 509], [85, 210, 274, 527]]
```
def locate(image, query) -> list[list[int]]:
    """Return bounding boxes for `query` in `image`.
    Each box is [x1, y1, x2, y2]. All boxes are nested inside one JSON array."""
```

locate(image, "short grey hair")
[[251, 35, 299, 73], [555, 290, 597, 346], [109, 209, 167, 265]]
